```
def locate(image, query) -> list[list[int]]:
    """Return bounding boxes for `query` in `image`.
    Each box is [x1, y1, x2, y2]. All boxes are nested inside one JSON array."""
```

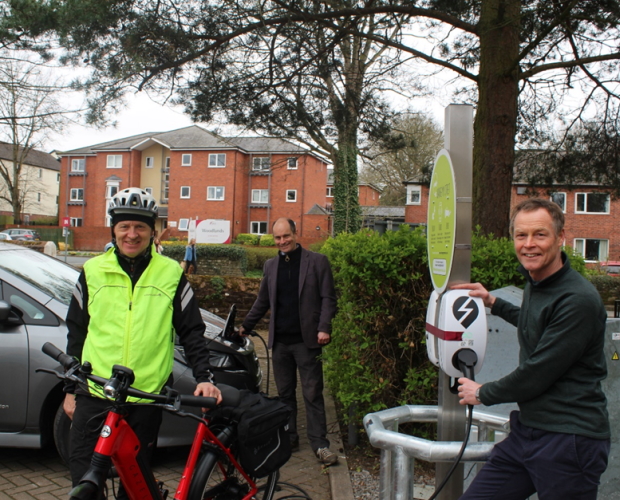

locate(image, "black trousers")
[[69, 395, 163, 494], [272, 342, 329, 452], [460, 411, 610, 500]]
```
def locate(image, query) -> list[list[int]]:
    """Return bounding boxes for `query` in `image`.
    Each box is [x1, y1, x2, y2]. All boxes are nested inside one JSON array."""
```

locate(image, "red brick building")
[[404, 177, 620, 263], [59, 126, 379, 250]]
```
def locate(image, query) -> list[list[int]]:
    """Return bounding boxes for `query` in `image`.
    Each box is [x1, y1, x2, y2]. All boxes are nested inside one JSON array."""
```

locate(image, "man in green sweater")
[[455, 198, 610, 500]]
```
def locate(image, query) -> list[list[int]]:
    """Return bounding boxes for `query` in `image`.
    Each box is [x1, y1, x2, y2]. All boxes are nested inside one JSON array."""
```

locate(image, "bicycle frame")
[[77, 405, 259, 500]]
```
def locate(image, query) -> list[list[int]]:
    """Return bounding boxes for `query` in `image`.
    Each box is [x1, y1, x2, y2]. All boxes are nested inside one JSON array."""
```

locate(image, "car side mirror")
[[0, 300, 24, 326]]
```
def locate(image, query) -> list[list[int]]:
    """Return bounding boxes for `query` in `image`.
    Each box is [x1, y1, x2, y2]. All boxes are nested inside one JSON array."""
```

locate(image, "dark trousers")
[[69, 395, 163, 495], [272, 342, 329, 452], [460, 411, 610, 500]]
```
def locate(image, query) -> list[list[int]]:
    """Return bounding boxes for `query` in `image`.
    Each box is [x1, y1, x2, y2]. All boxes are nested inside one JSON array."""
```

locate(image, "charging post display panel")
[[427, 150, 457, 293]]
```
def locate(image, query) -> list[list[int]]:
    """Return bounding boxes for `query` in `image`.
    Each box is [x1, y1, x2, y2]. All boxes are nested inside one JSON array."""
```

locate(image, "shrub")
[[259, 234, 275, 246], [245, 246, 278, 271], [322, 226, 436, 424], [471, 228, 524, 290], [235, 233, 260, 246], [161, 243, 248, 273]]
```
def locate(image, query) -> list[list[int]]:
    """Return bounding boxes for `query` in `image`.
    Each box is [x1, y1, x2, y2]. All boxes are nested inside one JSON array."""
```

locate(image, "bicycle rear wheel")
[[187, 451, 279, 500]]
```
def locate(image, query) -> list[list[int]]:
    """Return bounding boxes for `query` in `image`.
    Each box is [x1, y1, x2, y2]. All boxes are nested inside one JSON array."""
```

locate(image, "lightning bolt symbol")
[[457, 299, 475, 326]]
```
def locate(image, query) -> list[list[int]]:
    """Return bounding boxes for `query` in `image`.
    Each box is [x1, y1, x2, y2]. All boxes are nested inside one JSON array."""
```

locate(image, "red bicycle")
[[39, 342, 279, 500]]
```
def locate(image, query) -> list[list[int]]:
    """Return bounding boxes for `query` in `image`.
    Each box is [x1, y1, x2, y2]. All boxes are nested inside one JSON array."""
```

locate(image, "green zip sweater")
[[479, 253, 610, 439]]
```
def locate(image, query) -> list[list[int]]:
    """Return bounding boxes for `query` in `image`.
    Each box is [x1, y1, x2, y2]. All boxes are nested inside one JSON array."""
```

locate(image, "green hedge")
[[235, 233, 260, 245], [162, 243, 248, 270], [245, 246, 278, 271], [259, 234, 275, 246]]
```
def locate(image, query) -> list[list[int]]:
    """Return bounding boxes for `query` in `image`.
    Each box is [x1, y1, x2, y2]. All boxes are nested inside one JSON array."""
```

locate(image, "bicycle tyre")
[[187, 451, 279, 500]]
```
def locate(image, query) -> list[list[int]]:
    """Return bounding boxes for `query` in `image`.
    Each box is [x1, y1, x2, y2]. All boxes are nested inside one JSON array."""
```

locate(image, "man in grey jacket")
[[240, 218, 338, 465]]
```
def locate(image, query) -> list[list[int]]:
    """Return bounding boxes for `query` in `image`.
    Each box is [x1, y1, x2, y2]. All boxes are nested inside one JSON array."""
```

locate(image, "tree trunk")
[[473, 0, 521, 237], [333, 141, 361, 235]]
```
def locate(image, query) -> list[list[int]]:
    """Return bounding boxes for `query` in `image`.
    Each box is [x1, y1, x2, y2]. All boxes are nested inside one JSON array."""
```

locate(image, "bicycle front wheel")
[[187, 451, 279, 500]]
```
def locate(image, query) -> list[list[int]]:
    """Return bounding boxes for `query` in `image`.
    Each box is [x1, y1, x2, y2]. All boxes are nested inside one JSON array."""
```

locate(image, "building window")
[[162, 165, 170, 202], [288, 157, 298, 169], [57, 173, 60, 183], [407, 185, 421, 205], [37, 192, 41, 202], [252, 157, 270, 171], [550, 192, 566, 212], [251, 189, 269, 203], [326, 187, 334, 198], [70, 218, 83, 227], [209, 154, 226, 168], [574, 238, 609, 262], [575, 192, 609, 214], [180, 186, 191, 199], [165, 157, 170, 168], [71, 159, 85, 172], [38, 168, 42, 179], [70, 188, 84, 201], [145, 157, 154, 168], [56, 195, 58, 205], [106, 185, 118, 198], [107, 155, 122, 168], [251, 221, 268, 234], [179, 218, 189, 231], [144, 187, 153, 195], [286, 190, 297, 202], [181, 154, 192, 166], [207, 186, 225, 200]]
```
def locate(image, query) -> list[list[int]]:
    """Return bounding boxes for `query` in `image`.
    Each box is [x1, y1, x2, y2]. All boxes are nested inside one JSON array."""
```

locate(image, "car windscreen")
[[0, 249, 79, 305]]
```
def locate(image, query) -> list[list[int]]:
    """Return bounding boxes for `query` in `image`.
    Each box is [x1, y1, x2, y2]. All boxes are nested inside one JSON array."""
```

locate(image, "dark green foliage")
[[235, 233, 260, 246], [244, 246, 278, 272], [163, 243, 248, 272], [587, 275, 620, 305], [471, 228, 524, 289], [321, 226, 435, 422]]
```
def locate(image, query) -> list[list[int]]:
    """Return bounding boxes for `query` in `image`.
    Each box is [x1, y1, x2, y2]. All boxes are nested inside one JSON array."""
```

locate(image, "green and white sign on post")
[[427, 149, 457, 293]]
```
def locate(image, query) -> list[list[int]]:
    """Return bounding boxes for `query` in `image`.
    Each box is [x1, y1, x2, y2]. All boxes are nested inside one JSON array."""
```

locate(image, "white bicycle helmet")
[[108, 187, 158, 220]]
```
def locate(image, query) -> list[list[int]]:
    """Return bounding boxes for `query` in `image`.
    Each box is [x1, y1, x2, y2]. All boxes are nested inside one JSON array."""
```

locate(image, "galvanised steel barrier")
[[363, 405, 510, 500]]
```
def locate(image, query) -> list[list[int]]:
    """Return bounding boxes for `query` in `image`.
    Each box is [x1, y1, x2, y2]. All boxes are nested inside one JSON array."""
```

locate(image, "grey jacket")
[[242, 246, 337, 349]]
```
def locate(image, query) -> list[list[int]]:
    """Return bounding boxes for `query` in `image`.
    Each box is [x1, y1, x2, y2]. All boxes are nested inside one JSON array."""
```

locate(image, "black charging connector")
[[453, 348, 478, 382]]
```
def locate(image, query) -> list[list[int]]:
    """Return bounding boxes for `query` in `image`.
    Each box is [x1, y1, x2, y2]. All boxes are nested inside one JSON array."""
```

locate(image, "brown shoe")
[[315, 447, 338, 465]]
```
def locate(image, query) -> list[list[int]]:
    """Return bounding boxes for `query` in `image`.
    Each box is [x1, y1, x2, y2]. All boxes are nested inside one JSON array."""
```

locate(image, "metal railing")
[[363, 405, 510, 500]]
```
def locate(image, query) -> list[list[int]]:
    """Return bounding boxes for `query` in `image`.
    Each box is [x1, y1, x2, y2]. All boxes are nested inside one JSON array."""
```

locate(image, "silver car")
[[0, 242, 262, 462]]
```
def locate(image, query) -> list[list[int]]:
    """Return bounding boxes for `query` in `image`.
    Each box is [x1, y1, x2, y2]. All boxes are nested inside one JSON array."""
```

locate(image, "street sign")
[[62, 217, 70, 228], [427, 149, 457, 293]]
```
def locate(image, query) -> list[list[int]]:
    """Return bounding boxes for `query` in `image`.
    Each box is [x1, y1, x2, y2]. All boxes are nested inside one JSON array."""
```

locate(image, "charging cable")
[[429, 349, 478, 500]]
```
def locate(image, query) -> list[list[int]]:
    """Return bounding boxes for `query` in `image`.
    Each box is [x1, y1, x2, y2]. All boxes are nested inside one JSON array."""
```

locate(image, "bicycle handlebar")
[[40, 342, 240, 409]]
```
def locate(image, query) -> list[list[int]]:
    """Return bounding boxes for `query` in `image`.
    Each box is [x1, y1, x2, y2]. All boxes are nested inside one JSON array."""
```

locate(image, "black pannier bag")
[[232, 390, 292, 478]]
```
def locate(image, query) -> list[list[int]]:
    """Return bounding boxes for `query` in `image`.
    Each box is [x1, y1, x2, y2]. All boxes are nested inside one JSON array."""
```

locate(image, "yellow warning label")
[[613, 351, 619, 361]]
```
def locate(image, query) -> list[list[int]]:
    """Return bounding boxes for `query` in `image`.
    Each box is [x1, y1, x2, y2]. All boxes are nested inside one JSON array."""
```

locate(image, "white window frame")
[[71, 159, 85, 172], [286, 190, 297, 202], [106, 155, 122, 169], [251, 221, 268, 235], [70, 217, 83, 227], [207, 186, 225, 200], [145, 157, 154, 168], [251, 189, 269, 203], [287, 157, 298, 169], [575, 192, 610, 214], [550, 192, 566, 212], [178, 218, 189, 231], [573, 238, 609, 262], [406, 185, 422, 205], [326, 187, 334, 198], [106, 184, 119, 199], [70, 188, 84, 201], [252, 157, 270, 171], [181, 154, 192, 166], [209, 154, 226, 168], [180, 186, 191, 199]]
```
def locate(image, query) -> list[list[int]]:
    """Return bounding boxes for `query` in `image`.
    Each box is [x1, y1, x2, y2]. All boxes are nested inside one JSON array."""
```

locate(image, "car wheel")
[[54, 403, 72, 465]]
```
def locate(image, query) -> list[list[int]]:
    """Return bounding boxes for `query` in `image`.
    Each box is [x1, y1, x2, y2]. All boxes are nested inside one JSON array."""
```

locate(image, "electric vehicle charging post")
[[425, 104, 479, 499]]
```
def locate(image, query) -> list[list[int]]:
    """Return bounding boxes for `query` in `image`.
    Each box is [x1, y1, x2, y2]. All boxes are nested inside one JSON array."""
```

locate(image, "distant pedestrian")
[[182, 238, 197, 274]]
